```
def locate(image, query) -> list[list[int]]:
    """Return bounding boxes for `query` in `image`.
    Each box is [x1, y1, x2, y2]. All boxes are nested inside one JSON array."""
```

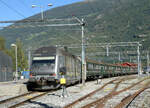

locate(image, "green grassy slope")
[[1, 0, 150, 50]]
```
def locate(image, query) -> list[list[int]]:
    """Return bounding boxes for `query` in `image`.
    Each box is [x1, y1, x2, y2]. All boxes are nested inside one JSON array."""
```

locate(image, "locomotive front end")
[[28, 47, 60, 90]]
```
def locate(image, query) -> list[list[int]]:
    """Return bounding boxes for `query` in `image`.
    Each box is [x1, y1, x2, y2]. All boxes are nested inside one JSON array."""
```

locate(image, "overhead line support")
[[81, 18, 86, 86]]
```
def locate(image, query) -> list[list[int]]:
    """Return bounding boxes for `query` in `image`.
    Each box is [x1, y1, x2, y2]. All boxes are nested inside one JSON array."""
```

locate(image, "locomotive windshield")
[[31, 56, 55, 74]]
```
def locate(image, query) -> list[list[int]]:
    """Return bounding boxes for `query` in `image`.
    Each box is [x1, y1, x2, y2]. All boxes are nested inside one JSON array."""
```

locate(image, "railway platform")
[[0, 79, 28, 96]]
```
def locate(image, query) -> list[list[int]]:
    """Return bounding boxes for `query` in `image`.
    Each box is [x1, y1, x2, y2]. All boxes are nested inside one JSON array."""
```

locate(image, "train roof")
[[86, 59, 132, 67], [33, 46, 80, 60], [33, 46, 57, 57]]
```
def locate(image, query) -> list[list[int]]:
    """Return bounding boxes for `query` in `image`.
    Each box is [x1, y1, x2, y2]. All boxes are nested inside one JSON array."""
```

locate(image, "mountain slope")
[[1, 0, 150, 50]]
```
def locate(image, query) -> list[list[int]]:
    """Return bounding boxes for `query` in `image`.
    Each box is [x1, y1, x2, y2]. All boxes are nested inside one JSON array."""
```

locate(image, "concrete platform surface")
[[0, 79, 28, 96]]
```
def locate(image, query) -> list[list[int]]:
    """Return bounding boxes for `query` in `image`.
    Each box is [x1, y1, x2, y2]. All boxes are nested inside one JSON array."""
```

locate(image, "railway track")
[[114, 80, 150, 108], [0, 91, 52, 108], [64, 76, 149, 108], [1, 76, 148, 108], [64, 76, 134, 108], [64, 78, 119, 108]]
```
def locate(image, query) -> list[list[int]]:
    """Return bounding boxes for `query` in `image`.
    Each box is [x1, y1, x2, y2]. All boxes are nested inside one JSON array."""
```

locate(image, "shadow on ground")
[[28, 100, 61, 108]]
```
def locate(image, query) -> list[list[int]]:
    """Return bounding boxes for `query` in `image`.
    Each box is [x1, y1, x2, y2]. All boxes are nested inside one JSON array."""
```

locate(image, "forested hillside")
[[0, 0, 150, 50]]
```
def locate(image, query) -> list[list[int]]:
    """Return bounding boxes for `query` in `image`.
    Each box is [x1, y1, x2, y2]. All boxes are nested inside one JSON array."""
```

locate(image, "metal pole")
[[106, 45, 109, 56], [137, 43, 140, 77], [147, 51, 149, 68], [81, 18, 86, 86], [15, 45, 18, 80], [5, 68, 6, 81], [118, 52, 121, 61], [40, 6, 44, 20], [28, 48, 31, 71], [130, 56, 132, 62]]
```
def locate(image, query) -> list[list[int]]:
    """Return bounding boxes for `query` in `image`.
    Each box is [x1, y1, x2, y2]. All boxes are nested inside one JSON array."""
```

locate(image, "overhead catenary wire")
[[0, 0, 26, 18], [17, 0, 35, 15]]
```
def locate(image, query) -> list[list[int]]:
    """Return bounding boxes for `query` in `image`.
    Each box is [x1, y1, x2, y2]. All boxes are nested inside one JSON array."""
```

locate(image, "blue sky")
[[0, 0, 83, 21]]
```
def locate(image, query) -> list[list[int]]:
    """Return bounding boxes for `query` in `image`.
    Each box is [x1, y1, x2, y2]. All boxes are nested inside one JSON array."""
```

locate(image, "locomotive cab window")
[[31, 56, 56, 74], [59, 56, 65, 68], [59, 56, 66, 74]]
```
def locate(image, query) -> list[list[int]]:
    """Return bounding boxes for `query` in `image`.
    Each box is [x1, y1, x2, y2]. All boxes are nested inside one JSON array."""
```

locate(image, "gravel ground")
[[127, 88, 150, 108], [0, 96, 15, 102], [3, 75, 150, 108], [0, 79, 28, 102], [104, 88, 138, 108], [104, 77, 150, 108], [73, 83, 116, 108], [18, 77, 120, 108]]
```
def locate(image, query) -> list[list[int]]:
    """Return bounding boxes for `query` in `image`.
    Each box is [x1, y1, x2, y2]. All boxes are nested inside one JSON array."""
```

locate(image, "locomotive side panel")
[[58, 50, 81, 85]]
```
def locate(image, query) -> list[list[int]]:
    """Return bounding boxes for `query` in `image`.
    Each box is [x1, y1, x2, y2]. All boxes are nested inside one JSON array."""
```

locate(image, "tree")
[[0, 36, 6, 51]]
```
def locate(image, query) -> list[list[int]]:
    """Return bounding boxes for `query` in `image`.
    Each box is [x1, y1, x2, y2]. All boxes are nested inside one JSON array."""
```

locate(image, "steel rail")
[[64, 76, 136, 108], [82, 78, 129, 108], [9, 91, 49, 108], [64, 78, 119, 108], [81, 77, 148, 108], [0, 91, 52, 108], [114, 82, 150, 108], [0, 91, 34, 104]]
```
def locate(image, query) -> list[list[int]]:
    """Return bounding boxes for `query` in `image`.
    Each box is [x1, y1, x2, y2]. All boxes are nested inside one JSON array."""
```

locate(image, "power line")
[[17, 0, 34, 15], [0, 0, 26, 18]]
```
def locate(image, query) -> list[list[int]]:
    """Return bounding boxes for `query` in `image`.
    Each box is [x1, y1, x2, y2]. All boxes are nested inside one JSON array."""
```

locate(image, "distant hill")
[[1, 0, 150, 50]]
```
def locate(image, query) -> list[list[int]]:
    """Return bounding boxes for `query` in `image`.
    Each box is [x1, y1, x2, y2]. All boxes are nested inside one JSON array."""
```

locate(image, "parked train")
[[28, 46, 137, 90]]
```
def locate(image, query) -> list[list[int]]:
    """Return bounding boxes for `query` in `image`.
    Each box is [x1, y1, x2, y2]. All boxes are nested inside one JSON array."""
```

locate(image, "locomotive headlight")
[[49, 73, 56, 76], [52, 73, 56, 76], [30, 73, 33, 77]]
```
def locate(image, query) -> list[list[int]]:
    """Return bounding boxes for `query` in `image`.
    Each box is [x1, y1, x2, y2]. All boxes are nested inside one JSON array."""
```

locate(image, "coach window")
[[65, 56, 70, 75], [60, 56, 65, 67], [66, 56, 72, 76], [70, 57, 73, 77], [88, 63, 93, 70], [74, 59, 77, 77], [101, 66, 104, 70], [93, 64, 96, 69], [96, 65, 99, 69], [72, 58, 75, 77], [77, 61, 81, 75], [76, 60, 80, 77], [59, 56, 65, 72]]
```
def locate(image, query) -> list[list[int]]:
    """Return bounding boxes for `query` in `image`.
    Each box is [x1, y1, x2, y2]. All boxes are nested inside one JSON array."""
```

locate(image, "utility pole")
[[147, 51, 149, 75], [118, 52, 121, 61], [72, 17, 86, 86], [81, 18, 86, 86], [106, 45, 109, 56], [28, 47, 31, 71], [147, 51, 149, 67], [40, 6, 44, 20], [137, 42, 141, 76], [130, 56, 132, 62]]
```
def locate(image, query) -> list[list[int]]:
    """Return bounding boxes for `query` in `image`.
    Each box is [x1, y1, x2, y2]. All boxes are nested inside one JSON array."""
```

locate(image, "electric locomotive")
[[28, 46, 81, 90]]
